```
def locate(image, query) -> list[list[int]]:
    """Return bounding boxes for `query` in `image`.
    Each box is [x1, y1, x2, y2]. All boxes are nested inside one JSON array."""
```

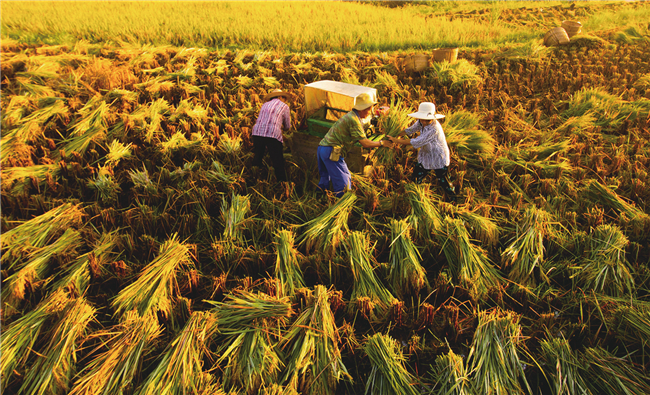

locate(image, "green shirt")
[[319, 111, 367, 154]]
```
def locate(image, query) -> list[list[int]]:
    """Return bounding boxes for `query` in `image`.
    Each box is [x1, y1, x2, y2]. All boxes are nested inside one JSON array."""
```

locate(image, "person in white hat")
[[387, 102, 456, 199], [250, 89, 292, 183], [317, 92, 394, 197]]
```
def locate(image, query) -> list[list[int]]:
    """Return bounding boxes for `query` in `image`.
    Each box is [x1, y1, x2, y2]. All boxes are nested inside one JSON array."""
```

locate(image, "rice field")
[[2, 1, 650, 394]]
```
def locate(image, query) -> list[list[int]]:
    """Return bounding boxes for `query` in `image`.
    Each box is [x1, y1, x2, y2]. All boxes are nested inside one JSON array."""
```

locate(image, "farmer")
[[317, 92, 394, 197], [250, 88, 292, 183], [387, 102, 456, 199]]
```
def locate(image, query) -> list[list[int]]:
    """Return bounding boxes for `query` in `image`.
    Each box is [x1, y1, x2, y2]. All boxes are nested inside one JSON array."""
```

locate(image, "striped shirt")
[[405, 120, 451, 170], [251, 98, 291, 143]]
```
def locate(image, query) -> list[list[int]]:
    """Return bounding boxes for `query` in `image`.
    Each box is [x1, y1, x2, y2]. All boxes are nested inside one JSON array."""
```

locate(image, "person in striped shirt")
[[251, 89, 292, 183], [387, 102, 457, 200]]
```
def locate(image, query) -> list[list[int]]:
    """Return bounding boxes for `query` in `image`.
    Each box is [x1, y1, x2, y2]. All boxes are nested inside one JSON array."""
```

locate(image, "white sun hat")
[[408, 102, 445, 120], [353, 92, 378, 111]]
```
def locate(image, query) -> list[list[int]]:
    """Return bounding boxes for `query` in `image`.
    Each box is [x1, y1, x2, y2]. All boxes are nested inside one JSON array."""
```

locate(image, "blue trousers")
[[317, 145, 351, 197]]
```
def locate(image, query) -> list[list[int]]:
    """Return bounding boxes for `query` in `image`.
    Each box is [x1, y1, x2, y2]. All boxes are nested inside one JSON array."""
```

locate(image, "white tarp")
[[304, 80, 378, 121]]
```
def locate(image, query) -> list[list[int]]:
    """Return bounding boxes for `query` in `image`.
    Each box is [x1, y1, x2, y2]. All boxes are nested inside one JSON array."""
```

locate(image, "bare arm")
[[358, 138, 394, 149]]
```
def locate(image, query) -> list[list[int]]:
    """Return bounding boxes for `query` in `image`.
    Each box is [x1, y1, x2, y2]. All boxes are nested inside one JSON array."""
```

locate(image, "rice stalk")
[[429, 349, 473, 395], [363, 333, 419, 395], [445, 110, 496, 158], [145, 98, 171, 143], [209, 291, 292, 394], [439, 217, 504, 299], [19, 297, 96, 395], [1, 163, 61, 194], [206, 160, 242, 186], [69, 311, 162, 395], [298, 192, 356, 255], [161, 131, 206, 155], [501, 206, 553, 287], [134, 311, 219, 395], [273, 229, 305, 297], [58, 121, 108, 157], [111, 233, 195, 319], [614, 303, 650, 351], [571, 224, 634, 296], [128, 165, 157, 194], [0, 289, 69, 381], [281, 285, 351, 395], [2, 229, 83, 313], [405, 183, 443, 239], [467, 309, 531, 395], [582, 346, 650, 395], [221, 193, 251, 243], [374, 99, 411, 165], [427, 59, 483, 91], [538, 336, 591, 395], [217, 133, 243, 155], [387, 218, 427, 298], [454, 208, 500, 248], [345, 231, 395, 321], [87, 167, 121, 204]]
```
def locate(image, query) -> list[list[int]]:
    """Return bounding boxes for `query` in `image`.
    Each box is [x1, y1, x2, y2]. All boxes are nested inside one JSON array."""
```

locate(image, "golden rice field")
[[2, 1, 650, 394]]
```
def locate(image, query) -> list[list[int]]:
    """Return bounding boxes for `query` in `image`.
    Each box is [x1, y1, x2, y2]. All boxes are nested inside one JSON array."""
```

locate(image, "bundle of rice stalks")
[[299, 192, 356, 255], [453, 207, 500, 248], [501, 206, 553, 287], [350, 173, 381, 212], [69, 311, 162, 395], [217, 133, 243, 155], [273, 229, 305, 297], [585, 180, 650, 230], [405, 183, 443, 239], [88, 167, 121, 204], [19, 296, 95, 395], [208, 291, 292, 394], [0, 289, 69, 381], [134, 311, 218, 395], [571, 224, 634, 296], [145, 98, 171, 143], [429, 349, 472, 395], [439, 217, 504, 300], [104, 139, 132, 166], [467, 309, 530, 395], [1, 163, 62, 195], [562, 88, 650, 132], [221, 193, 251, 243], [538, 336, 591, 395], [50, 231, 120, 295], [387, 218, 428, 298], [206, 159, 242, 187], [582, 346, 650, 395], [111, 233, 195, 319], [1, 203, 84, 267], [2, 228, 83, 314], [161, 131, 207, 155], [444, 110, 496, 159], [427, 59, 483, 92], [128, 165, 157, 194], [363, 333, 419, 395], [345, 231, 395, 322], [374, 99, 411, 165], [281, 285, 351, 394], [613, 303, 650, 350]]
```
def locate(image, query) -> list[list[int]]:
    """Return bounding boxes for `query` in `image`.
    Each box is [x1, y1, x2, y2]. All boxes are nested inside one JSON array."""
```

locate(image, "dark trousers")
[[413, 162, 455, 197], [251, 136, 287, 182]]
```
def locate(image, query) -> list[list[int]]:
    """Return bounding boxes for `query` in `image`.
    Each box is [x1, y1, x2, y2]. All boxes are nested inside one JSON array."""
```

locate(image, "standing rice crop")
[[0, 289, 69, 381], [134, 311, 218, 395], [363, 333, 419, 395], [19, 297, 95, 395], [281, 285, 351, 395], [571, 224, 634, 296], [345, 231, 396, 322], [273, 229, 305, 297], [439, 217, 504, 300], [208, 290, 292, 394], [429, 349, 473, 395], [299, 192, 357, 255], [69, 312, 162, 395], [111, 233, 195, 319], [387, 218, 428, 298], [467, 309, 531, 395], [501, 206, 553, 287]]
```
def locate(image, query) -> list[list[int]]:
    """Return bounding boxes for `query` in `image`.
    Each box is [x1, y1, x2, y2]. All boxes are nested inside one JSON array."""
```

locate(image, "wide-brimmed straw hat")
[[408, 102, 445, 120], [264, 89, 292, 102], [353, 93, 378, 111]]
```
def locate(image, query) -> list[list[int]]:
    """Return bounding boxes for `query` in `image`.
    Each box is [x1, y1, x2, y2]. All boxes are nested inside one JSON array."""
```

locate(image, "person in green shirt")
[[316, 93, 394, 197]]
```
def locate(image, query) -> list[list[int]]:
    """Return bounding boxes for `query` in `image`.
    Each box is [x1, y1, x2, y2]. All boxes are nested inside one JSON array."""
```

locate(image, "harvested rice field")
[[2, 1, 650, 394]]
